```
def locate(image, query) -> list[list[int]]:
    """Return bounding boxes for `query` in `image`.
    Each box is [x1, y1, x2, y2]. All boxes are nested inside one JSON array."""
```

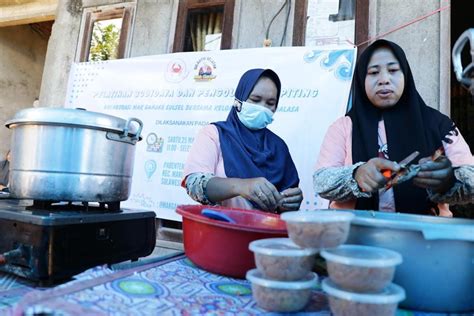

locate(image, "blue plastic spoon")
[[201, 209, 236, 224]]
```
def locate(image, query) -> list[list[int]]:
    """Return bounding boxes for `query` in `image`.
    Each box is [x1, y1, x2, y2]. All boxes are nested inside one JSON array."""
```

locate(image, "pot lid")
[[249, 238, 319, 256], [320, 244, 402, 267], [322, 278, 406, 304], [5, 107, 142, 137]]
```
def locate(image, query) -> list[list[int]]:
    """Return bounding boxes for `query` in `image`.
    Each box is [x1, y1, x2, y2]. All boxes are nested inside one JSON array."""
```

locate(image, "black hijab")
[[347, 39, 455, 214]]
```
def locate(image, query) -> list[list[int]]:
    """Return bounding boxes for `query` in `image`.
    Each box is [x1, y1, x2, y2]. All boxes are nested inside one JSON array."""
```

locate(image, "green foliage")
[[89, 23, 120, 61]]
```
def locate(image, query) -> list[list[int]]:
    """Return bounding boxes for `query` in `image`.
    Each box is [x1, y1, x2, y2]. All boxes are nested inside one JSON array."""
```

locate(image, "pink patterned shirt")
[[314, 116, 474, 215], [182, 124, 254, 210]]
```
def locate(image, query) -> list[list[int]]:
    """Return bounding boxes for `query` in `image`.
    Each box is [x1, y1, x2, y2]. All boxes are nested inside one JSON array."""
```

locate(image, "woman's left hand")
[[412, 155, 455, 194], [278, 187, 303, 211]]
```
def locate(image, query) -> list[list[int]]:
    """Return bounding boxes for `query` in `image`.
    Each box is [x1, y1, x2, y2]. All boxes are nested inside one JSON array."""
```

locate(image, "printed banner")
[[65, 46, 356, 221]]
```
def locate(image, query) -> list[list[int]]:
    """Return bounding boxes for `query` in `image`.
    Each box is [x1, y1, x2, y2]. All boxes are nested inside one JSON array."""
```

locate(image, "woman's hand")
[[413, 156, 455, 194], [278, 187, 303, 211], [239, 177, 283, 212], [354, 158, 400, 192]]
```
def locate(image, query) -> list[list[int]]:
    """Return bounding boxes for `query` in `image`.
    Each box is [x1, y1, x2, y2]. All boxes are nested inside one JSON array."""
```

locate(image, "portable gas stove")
[[0, 199, 156, 285]]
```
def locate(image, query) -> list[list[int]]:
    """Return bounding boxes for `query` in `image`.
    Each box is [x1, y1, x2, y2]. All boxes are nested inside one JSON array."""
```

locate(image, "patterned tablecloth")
[[0, 254, 470, 316]]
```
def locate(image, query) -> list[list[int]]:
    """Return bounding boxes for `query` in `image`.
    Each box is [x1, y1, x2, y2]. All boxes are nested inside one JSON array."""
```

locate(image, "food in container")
[[249, 238, 318, 281], [281, 211, 354, 248], [246, 269, 318, 312], [322, 278, 405, 316], [321, 244, 402, 292]]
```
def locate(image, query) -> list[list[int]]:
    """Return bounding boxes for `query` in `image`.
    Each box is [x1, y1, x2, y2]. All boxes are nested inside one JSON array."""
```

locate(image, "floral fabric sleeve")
[[184, 172, 217, 205], [428, 166, 474, 205], [313, 162, 372, 202]]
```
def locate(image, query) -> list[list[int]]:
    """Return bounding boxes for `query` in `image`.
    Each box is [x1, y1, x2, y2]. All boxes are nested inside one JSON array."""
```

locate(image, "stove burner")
[[0, 199, 156, 285], [27, 200, 121, 212]]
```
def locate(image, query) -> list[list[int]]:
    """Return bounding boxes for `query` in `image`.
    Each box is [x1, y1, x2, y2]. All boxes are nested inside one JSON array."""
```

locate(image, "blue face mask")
[[236, 101, 274, 130]]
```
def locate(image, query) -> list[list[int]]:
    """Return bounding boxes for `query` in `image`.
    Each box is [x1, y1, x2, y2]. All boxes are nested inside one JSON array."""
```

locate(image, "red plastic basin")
[[176, 205, 288, 278]]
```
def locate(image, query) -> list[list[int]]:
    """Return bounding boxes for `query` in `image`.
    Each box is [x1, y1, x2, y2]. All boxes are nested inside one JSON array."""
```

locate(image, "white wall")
[[233, 0, 295, 48], [40, 0, 136, 107], [130, 0, 178, 56], [369, 0, 449, 113]]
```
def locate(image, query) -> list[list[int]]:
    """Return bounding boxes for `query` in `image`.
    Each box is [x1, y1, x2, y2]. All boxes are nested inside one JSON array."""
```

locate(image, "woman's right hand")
[[354, 158, 400, 192], [238, 177, 282, 212]]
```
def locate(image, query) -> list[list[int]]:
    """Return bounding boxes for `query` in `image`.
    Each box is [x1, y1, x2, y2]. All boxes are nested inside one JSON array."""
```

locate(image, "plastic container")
[[321, 245, 402, 292], [249, 238, 318, 281], [281, 211, 354, 248], [176, 205, 287, 278], [322, 278, 405, 316], [246, 269, 318, 312]]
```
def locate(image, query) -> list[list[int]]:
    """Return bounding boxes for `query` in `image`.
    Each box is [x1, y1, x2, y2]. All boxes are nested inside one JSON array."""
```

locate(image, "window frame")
[[76, 3, 135, 62], [172, 0, 235, 52], [292, 0, 369, 53]]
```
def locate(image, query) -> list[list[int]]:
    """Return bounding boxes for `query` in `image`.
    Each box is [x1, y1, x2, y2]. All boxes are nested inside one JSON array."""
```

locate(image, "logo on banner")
[[165, 59, 188, 83], [303, 49, 354, 81], [146, 133, 164, 153], [144, 160, 157, 180], [194, 57, 217, 81]]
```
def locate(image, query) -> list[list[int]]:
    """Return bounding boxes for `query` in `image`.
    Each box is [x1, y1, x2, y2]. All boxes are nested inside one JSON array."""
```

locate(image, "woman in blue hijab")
[[182, 68, 302, 212]]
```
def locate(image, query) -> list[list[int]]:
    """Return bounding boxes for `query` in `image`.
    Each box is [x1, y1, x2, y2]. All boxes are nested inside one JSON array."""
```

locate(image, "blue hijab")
[[213, 69, 299, 192]]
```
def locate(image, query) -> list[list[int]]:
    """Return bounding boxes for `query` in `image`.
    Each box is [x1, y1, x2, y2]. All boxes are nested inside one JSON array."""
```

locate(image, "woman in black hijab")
[[314, 39, 474, 215]]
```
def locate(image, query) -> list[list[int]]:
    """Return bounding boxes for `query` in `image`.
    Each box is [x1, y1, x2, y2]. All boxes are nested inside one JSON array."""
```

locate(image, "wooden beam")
[[355, 0, 369, 56], [292, 0, 308, 46], [0, 0, 57, 27]]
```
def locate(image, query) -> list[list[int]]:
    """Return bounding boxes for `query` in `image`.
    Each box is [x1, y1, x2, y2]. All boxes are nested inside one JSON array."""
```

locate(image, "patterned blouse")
[[182, 125, 254, 210], [314, 116, 474, 214], [428, 165, 474, 205], [184, 172, 215, 205]]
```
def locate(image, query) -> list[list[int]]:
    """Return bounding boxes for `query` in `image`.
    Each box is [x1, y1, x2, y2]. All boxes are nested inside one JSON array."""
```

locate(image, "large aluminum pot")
[[5, 107, 143, 202], [345, 210, 474, 313]]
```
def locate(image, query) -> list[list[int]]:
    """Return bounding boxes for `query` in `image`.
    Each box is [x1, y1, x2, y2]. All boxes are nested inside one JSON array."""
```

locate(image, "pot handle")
[[123, 117, 143, 140]]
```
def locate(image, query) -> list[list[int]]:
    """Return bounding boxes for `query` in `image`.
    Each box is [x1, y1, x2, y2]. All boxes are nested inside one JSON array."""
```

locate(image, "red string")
[[346, 5, 451, 47]]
